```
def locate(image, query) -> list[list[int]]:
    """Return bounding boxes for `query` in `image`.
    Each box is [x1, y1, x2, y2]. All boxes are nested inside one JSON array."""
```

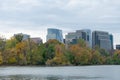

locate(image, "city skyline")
[[0, 0, 120, 47]]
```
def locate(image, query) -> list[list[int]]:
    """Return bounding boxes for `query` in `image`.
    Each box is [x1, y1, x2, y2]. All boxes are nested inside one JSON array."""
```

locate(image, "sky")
[[0, 0, 120, 47]]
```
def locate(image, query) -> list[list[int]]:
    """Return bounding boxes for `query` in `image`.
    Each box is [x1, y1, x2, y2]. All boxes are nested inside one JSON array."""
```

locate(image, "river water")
[[0, 65, 120, 80]]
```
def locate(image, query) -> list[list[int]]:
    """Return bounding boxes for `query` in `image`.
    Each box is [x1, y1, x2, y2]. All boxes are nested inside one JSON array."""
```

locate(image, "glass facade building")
[[109, 34, 113, 49], [116, 45, 120, 50], [77, 29, 92, 48], [46, 28, 63, 43], [92, 31, 112, 51], [65, 29, 92, 48]]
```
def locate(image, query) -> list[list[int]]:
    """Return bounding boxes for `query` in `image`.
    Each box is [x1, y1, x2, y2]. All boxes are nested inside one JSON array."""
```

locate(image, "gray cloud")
[[0, 0, 120, 45], [0, 0, 119, 24]]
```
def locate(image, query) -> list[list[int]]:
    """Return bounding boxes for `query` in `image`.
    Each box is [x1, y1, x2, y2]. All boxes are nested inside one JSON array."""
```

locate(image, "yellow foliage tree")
[[69, 44, 92, 65], [16, 41, 29, 65], [0, 52, 3, 64], [46, 44, 70, 66]]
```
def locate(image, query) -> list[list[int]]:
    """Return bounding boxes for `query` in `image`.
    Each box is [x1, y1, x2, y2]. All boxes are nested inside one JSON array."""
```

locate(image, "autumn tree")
[[1, 48, 17, 65], [0, 52, 3, 65], [0, 37, 6, 52], [46, 44, 70, 66], [26, 41, 44, 65], [5, 37, 17, 49], [90, 50, 105, 65], [16, 41, 29, 65], [7, 48, 17, 64], [111, 50, 120, 64], [68, 39, 92, 65]]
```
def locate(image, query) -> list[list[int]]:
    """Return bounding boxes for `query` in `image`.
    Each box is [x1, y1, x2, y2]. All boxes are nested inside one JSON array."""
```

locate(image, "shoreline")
[[0, 64, 118, 67]]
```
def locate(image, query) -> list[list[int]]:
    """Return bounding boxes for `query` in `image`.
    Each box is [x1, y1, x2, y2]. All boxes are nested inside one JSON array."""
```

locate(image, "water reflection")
[[0, 75, 102, 80]]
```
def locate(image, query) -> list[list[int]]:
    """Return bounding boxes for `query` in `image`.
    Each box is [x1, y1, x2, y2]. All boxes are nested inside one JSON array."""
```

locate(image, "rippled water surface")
[[0, 65, 120, 80]]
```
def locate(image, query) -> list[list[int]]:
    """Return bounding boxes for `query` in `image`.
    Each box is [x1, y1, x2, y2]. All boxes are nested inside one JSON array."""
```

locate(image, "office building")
[[31, 37, 43, 44], [65, 32, 77, 44], [65, 29, 92, 48], [109, 34, 114, 49], [92, 31, 112, 51], [46, 28, 63, 43], [116, 45, 120, 50], [76, 29, 92, 48]]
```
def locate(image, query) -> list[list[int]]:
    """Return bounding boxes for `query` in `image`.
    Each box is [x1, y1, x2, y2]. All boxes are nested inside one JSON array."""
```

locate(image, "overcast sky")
[[0, 0, 120, 46]]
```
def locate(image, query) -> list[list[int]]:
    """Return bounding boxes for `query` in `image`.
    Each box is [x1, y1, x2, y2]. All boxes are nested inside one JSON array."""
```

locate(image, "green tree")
[[14, 34, 23, 43], [99, 49, 109, 56], [46, 44, 70, 66], [64, 51, 75, 65], [77, 39, 87, 47], [112, 50, 120, 64], [41, 39, 62, 62], [28, 42, 44, 65], [106, 56, 113, 64], [5, 37, 17, 49]]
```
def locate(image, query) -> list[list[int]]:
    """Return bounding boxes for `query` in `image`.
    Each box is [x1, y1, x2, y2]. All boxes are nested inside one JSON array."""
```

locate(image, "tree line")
[[0, 35, 120, 66]]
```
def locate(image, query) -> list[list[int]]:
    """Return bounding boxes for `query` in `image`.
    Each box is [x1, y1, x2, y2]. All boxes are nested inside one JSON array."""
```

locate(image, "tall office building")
[[77, 29, 92, 48], [46, 28, 63, 43], [109, 34, 114, 49], [92, 31, 112, 51], [65, 29, 92, 48], [65, 32, 77, 44]]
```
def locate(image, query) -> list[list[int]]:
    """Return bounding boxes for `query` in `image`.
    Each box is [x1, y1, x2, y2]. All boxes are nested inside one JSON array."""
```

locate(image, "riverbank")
[[0, 64, 118, 67], [0, 39, 119, 66]]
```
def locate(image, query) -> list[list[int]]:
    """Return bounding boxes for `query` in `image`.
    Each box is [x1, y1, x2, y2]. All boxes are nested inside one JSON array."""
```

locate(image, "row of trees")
[[0, 35, 120, 66]]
